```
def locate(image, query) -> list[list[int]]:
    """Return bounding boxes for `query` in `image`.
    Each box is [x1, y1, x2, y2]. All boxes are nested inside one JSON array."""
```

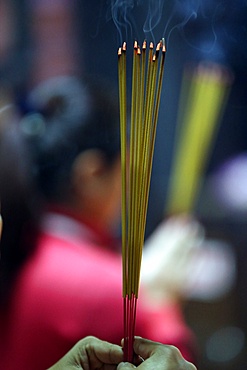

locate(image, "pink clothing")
[[0, 211, 197, 370]]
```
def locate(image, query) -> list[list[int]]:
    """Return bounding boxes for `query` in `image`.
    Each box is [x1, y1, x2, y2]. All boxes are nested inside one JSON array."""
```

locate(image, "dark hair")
[[21, 75, 120, 202], [0, 122, 41, 307]]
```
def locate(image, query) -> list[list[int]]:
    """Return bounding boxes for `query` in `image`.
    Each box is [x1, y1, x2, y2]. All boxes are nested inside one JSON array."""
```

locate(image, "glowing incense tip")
[[162, 38, 166, 52], [123, 42, 127, 51], [137, 47, 141, 55], [156, 42, 161, 52], [118, 47, 122, 56], [134, 40, 138, 49], [142, 40, 147, 50]]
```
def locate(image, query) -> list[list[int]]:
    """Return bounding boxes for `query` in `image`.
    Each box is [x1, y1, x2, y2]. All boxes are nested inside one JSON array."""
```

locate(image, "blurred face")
[[100, 156, 122, 231], [71, 151, 122, 233]]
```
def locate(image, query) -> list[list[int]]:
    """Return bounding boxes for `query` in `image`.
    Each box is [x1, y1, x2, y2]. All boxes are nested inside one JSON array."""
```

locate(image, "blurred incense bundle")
[[118, 39, 166, 362], [166, 62, 232, 215]]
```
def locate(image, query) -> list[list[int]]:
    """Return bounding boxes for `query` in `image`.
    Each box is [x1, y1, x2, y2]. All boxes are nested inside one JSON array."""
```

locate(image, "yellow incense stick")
[[118, 39, 167, 362], [166, 62, 232, 215], [118, 44, 127, 295]]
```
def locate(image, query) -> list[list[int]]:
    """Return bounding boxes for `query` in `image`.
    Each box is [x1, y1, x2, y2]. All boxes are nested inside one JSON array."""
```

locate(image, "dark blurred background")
[[0, 1, 247, 368]]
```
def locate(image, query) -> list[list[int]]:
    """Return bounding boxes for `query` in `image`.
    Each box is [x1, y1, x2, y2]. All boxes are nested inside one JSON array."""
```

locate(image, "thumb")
[[117, 362, 136, 369]]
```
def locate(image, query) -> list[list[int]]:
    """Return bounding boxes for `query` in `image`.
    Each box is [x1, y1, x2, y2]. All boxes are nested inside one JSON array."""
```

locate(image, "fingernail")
[[117, 363, 126, 369], [117, 362, 136, 369]]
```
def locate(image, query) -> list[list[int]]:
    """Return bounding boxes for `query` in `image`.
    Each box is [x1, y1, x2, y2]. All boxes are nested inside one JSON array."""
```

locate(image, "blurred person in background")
[[0, 201, 196, 370], [0, 75, 202, 370], [0, 163, 197, 370]]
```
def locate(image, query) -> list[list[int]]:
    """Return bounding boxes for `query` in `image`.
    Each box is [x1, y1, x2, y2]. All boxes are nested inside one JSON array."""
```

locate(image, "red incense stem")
[[123, 294, 138, 362]]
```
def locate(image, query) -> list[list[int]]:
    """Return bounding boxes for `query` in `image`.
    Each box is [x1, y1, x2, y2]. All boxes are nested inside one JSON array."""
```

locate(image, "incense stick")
[[166, 62, 232, 215], [118, 39, 166, 362]]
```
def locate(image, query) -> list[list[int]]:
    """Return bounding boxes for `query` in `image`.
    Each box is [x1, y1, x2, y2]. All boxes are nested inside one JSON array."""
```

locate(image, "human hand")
[[117, 337, 197, 370], [142, 215, 204, 303], [48, 336, 123, 370]]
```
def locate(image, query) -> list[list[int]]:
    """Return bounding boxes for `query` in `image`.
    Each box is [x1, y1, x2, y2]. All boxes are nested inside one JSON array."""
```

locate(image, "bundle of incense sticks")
[[166, 62, 232, 215], [118, 39, 166, 362]]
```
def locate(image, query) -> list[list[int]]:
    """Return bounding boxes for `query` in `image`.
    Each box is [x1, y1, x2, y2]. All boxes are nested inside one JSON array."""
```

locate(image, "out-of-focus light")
[[211, 153, 247, 213], [206, 326, 245, 363]]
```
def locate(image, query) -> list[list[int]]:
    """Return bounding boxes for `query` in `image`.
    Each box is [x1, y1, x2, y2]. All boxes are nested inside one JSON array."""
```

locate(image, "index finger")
[[79, 336, 124, 365], [132, 337, 197, 370], [133, 337, 163, 360]]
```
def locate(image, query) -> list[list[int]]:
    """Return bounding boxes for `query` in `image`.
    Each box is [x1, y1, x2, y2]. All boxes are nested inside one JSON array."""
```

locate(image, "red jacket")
[[0, 210, 197, 369]]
